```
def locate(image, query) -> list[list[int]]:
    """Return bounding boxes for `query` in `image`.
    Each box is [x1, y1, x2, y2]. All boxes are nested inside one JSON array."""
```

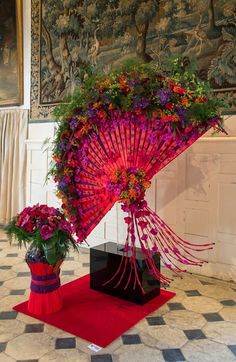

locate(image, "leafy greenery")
[[53, 57, 224, 121]]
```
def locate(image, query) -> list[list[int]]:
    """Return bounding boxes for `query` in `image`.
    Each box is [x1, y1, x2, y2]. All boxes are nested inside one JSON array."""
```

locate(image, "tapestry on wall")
[[31, 0, 236, 119]]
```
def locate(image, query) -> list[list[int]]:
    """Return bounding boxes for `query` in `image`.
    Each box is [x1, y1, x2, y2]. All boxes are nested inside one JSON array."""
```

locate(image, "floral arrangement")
[[107, 168, 151, 206], [5, 204, 78, 265], [50, 60, 224, 234], [48, 59, 225, 289]]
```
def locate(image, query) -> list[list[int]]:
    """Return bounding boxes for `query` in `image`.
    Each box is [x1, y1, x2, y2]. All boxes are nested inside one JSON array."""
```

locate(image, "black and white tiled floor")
[[0, 229, 236, 362]]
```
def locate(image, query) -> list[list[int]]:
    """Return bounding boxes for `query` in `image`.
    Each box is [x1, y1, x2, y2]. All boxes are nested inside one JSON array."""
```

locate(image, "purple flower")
[[90, 132, 98, 141], [113, 189, 120, 196], [74, 169, 81, 183], [58, 141, 67, 151], [40, 224, 54, 240], [127, 79, 136, 87], [69, 118, 78, 130], [157, 88, 171, 106], [56, 162, 63, 170], [81, 156, 89, 166], [175, 106, 187, 127], [87, 108, 97, 118], [127, 166, 137, 173], [133, 97, 150, 109], [148, 133, 157, 144], [58, 178, 68, 189], [163, 133, 173, 141]]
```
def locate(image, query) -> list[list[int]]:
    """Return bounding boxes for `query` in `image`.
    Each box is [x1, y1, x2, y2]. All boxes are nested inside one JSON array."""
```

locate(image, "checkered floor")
[[0, 229, 236, 362]]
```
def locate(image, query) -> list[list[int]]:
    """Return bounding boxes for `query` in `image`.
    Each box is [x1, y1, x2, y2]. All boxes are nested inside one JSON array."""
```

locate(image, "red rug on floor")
[[13, 274, 175, 347]]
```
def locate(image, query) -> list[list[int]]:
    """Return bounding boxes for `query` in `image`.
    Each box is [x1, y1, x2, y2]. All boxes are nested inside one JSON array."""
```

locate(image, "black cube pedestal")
[[90, 242, 160, 305]]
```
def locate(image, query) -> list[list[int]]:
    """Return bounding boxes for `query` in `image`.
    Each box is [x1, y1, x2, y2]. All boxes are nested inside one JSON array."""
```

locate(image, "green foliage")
[[4, 219, 32, 248], [4, 218, 79, 266], [52, 56, 223, 126]]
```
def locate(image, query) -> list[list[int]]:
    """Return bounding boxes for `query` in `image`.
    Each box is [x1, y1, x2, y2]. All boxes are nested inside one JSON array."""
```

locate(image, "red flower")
[[69, 185, 76, 193], [165, 102, 174, 110], [25, 222, 34, 233], [74, 130, 81, 139], [97, 110, 107, 120], [16, 213, 30, 228], [173, 86, 186, 95], [61, 130, 70, 139], [140, 114, 147, 122]]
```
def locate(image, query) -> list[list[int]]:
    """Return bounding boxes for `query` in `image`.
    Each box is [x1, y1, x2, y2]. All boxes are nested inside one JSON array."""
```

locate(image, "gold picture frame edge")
[[0, 0, 24, 107]]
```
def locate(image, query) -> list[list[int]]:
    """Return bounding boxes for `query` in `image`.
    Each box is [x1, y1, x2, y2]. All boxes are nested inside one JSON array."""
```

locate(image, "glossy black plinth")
[[90, 242, 160, 305]]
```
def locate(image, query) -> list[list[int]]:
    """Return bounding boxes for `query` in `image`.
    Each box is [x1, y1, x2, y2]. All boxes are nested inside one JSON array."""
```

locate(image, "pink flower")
[[40, 224, 54, 240], [124, 216, 132, 224], [16, 213, 30, 228], [123, 244, 131, 252], [138, 221, 148, 229], [150, 228, 158, 235], [152, 245, 159, 252], [59, 219, 72, 233]]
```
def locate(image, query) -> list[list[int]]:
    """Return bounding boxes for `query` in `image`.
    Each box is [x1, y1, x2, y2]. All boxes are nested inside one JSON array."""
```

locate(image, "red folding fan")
[[51, 62, 225, 289]]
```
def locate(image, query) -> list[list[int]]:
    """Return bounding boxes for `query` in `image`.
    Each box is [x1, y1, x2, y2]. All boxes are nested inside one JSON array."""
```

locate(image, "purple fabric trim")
[[30, 279, 61, 294], [31, 272, 58, 281]]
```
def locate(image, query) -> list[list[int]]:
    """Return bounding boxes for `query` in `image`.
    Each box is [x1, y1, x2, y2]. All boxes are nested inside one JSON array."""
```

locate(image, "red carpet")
[[13, 274, 175, 347]]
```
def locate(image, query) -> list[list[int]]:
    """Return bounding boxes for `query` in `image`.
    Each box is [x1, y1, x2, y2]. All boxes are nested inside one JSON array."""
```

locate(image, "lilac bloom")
[[157, 88, 171, 106], [87, 108, 97, 118], [133, 97, 150, 109], [58, 179, 68, 189], [58, 141, 67, 151], [69, 118, 78, 130]]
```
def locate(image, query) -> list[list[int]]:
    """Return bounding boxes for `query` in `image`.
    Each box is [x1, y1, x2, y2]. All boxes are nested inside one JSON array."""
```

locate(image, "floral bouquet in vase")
[[5, 204, 78, 315]]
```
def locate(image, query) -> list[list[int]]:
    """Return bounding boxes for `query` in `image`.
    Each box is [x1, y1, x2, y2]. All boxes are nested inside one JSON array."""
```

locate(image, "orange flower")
[[53, 155, 60, 162], [109, 174, 118, 183], [80, 117, 87, 125], [134, 109, 142, 116], [129, 174, 137, 183], [162, 114, 180, 123], [119, 75, 127, 85], [152, 109, 163, 118], [129, 189, 137, 198], [143, 181, 151, 189], [93, 101, 102, 109], [80, 123, 92, 135], [180, 97, 189, 106], [121, 170, 127, 178], [173, 85, 186, 94]]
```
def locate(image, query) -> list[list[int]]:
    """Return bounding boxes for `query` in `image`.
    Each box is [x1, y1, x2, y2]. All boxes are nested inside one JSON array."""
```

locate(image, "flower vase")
[[25, 247, 63, 315]]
